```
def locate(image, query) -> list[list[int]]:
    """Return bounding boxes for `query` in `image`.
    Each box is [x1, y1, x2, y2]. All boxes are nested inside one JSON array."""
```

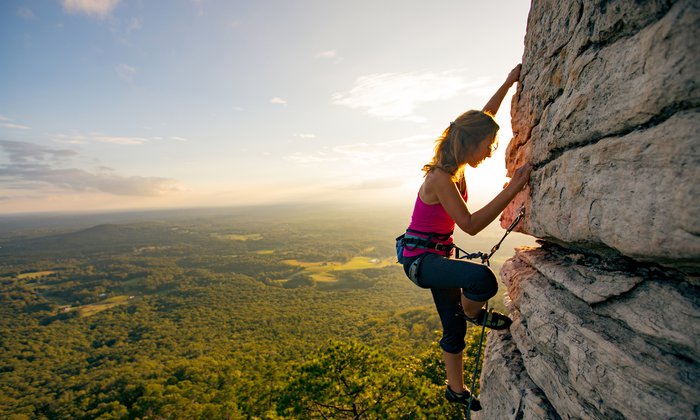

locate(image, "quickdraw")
[[454, 206, 526, 266]]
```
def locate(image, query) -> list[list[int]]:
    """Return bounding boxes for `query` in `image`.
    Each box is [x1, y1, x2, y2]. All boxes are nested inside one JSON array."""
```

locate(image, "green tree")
[[278, 340, 448, 419]]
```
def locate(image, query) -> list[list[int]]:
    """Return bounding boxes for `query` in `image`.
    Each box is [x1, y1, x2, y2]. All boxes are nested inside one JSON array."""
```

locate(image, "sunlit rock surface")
[[501, 0, 700, 273], [478, 0, 700, 418]]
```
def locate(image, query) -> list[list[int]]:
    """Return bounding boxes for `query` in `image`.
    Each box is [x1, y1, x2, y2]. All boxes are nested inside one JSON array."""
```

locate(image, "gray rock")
[[501, 0, 700, 273], [515, 246, 644, 304], [485, 1, 700, 419], [476, 329, 560, 420], [508, 0, 699, 170], [504, 110, 700, 273], [494, 248, 700, 419]]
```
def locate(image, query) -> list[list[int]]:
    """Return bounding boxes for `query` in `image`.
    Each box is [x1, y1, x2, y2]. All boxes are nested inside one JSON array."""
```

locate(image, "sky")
[[0, 0, 532, 215]]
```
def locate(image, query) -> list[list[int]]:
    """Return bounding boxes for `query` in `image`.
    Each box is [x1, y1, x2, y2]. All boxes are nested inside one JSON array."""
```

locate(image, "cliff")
[[477, 1, 700, 418]]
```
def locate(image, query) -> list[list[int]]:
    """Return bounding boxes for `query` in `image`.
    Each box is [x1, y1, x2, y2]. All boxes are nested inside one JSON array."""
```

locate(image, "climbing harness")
[[396, 228, 454, 261], [396, 228, 454, 285]]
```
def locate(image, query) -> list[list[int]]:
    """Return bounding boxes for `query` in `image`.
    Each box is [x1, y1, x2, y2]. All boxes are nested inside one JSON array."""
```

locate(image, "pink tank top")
[[403, 187, 467, 258]]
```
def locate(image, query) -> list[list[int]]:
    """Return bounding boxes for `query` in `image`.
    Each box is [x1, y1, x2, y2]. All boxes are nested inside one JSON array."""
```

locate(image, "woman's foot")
[[463, 308, 512, 330], [445, 385, 482, 411]]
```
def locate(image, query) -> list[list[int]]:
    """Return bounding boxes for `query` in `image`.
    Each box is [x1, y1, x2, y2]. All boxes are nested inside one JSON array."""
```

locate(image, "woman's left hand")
[[505, 64, 522, 86], [509, 163, 532, 191]]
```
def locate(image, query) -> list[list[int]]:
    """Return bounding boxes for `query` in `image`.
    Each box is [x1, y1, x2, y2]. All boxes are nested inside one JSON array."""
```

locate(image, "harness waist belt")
[[403, 228, 454, 254], [403, 237, 453, 252]]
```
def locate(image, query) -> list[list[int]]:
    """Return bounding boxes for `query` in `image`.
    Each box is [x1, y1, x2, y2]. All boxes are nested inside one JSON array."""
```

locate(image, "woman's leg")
[[419, 253, 501, 395], [461, 295, 486, 318], [418, 253, 498, 317], [429, 286, 468, 394], [444, 350, 465, 393]]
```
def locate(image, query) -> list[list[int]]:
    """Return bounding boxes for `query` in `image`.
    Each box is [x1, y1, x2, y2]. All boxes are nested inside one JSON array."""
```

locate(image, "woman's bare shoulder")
[[422, 169, 453, 203], [425, 168, 453, 184]]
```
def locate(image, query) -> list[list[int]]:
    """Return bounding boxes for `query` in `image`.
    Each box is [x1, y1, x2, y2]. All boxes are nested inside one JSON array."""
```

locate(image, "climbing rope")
[[455, 206, 526, 419], [466, 300, 489, 419]]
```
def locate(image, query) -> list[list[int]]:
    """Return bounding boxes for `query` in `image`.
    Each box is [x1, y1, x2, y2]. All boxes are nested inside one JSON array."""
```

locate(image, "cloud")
[[50, 134, 89, 144], [126, 17, 142, 33], [169, 137, 188, 142], [315, 50, 343, 64], [285, 152, 335, 165], [284, 134, 432, 167], [62, 0, 120, 18], [115, 63, 136, 82], [0, 140, 77, 163], [93, 135, 148, 145], [341, 177, 401, 191], [0, 116, 31, 130], [50, 132, 149, 145], [316, 50, 337, 59], [332, 70, 490, 122], [3, 123, 31, 130], [270, 97, 287, 105], [17, 7, 35, 19], [333, 135, 431, 165], [294, 133, 316, 139], [0, 140, 178, 196]]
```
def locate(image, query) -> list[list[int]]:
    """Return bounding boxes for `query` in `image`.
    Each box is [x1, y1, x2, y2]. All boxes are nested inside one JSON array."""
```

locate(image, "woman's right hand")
[[509, 163, 532, 191]]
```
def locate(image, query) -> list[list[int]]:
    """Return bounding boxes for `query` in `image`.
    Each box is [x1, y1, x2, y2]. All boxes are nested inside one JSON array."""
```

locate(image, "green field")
[[283, 256, 394, 282], [212, 233, 263, 241], [75, 295, 134, 317], [16, 270, 56, 279]]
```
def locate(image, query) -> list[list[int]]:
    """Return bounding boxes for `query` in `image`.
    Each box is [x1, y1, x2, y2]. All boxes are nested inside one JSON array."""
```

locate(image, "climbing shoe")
[[445, 385, 482, 411], [463, 308, 512, 330]]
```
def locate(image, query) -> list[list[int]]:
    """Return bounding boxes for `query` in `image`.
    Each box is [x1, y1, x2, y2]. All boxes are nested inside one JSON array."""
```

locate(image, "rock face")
[[477, 1, 700, 419]]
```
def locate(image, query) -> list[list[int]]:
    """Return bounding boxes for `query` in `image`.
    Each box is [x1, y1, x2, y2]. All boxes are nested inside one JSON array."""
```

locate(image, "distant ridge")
[[0, 222, 196, 256]]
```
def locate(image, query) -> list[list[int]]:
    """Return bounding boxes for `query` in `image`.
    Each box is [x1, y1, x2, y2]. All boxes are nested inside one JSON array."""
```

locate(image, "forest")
[[0, 204, 534, 419]]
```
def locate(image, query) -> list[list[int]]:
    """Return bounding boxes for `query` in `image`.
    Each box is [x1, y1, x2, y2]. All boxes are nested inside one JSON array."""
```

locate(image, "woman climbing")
[[398, 64, 531, 410]]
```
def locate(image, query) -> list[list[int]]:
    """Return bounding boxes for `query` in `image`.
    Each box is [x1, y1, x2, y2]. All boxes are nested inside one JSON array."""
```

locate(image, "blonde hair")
[[422, 110, 499, 182]]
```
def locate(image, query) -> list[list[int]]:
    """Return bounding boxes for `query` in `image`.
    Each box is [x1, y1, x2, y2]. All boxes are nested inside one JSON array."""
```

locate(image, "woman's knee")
[[463, 265, 498, 301], [437, 309, 467, 353], [483, 266, 498, 294], [440, 330, 466, 354]]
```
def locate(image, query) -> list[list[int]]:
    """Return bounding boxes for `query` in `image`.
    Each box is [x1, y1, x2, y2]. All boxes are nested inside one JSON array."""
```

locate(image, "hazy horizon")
[[1, 1, 531, 215], [0, 202, 538, 271]]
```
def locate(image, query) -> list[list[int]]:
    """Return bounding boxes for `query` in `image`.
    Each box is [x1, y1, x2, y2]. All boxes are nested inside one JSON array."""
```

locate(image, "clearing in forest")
[[282, 256, 393, 282]]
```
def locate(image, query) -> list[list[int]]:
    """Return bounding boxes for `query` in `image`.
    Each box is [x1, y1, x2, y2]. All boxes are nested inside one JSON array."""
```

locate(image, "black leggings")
[[403, 252, 498, 353]]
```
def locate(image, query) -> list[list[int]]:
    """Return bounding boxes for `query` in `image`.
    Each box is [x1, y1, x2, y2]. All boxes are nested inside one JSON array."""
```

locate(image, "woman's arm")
[[465, 164, 530, 234], [482, 64, 521, 116], [432, 164, 532, 235]]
